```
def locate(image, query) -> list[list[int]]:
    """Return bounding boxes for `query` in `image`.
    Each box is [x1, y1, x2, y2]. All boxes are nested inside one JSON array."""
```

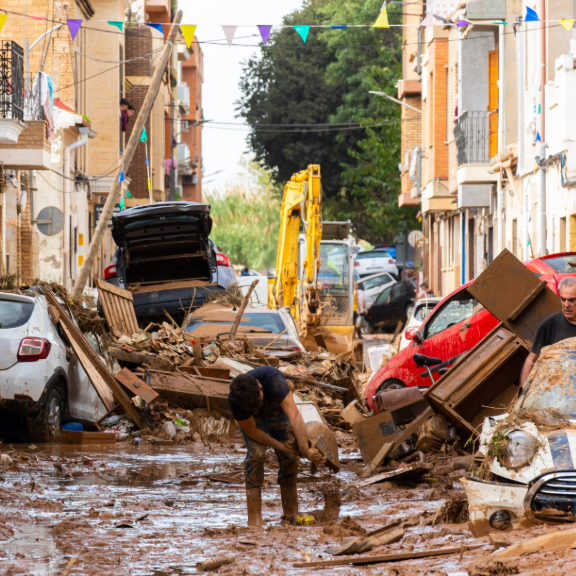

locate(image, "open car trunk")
[[112, 202, 213, 288]]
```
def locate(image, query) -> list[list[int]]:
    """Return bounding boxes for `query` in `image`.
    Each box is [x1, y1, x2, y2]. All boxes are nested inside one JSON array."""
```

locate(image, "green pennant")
[[126, 190, 132, 198], [140, 128, 147, 143], [119, 195, 125, 211], [107, 20, 123, 32]]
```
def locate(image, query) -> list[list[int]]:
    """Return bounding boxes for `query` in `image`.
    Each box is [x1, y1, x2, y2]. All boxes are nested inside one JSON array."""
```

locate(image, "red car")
[[364, 253, 576, 411]]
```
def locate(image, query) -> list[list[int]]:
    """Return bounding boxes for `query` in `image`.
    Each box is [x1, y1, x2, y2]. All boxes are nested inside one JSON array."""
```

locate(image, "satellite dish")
[[408, 230, 424, 248]]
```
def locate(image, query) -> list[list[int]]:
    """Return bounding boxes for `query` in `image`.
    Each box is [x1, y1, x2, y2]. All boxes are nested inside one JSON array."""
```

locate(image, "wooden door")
[[488, 50, 499, 158]]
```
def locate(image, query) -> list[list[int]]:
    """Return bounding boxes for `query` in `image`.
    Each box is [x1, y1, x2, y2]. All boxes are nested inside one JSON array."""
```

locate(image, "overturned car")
[[463, 337, 576, 535]]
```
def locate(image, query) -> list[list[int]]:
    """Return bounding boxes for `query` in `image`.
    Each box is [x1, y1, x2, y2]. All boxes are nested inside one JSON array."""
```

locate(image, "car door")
[[367, 285, 394, 328], [361, 274, 396, 307], [388, 283, 406, 324]]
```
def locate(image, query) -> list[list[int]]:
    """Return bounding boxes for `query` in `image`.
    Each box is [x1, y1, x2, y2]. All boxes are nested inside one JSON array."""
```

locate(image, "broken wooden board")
[[468, 248, 561, 346], [107, 345, 175, 372], [114, 368, 159, 405], [361, 442, 394, 478], [61, 430, 116, 445], [292, 544, 483, 568], [147, 370, 231, 414], [494, 526, 576, 558], [177, 365, 231, 380], [95, 278, 139, 340], [45, 290, 148, 430], [341, 400, 365, 425], [354, 463, 432, 488], [425, 326, 525, 437], [328, 521, 404, 555]]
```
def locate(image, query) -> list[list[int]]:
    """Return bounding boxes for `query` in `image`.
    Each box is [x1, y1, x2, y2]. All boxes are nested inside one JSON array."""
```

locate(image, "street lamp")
[[369, 91, 422, 114]]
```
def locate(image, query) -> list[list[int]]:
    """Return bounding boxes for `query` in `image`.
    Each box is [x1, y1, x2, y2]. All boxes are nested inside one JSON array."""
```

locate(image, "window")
[[0, 299, 35, 329], [425, 295, 483, 339], [391, 283, 404, 298], [414, 302, 437, 322], [186, 313, 285, 334], [356, 250, 391, 261], [375, 286, 393, 306]]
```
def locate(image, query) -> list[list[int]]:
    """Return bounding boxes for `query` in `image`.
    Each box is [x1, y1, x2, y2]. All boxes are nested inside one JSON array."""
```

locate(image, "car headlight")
[[499, 430, 537, 470]]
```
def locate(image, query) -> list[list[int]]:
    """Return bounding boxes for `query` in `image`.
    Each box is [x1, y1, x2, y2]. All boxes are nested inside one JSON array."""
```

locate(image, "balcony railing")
[[454, 111, 489, 165], [0, 41, 25, 120], [0, 41, 44, 122]]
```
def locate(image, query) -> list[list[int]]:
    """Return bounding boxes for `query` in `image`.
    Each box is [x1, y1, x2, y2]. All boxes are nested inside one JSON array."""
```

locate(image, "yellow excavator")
[[270, 165, 361, 357]]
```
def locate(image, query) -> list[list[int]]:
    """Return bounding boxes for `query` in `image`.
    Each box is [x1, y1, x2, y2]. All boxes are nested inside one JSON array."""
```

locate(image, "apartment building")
[[0, 0, 203, 290], [398, 0, 576, 297]]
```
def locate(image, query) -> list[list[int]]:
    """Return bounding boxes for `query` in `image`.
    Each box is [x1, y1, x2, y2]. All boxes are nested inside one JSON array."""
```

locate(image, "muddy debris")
[[433, 492, 470, 525], [468, 560, 520, 576]]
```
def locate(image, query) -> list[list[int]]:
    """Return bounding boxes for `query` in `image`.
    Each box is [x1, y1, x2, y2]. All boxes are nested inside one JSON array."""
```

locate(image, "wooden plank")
[[292, 545, 483, 568], [389, 407, 434, 454], [45, 290, 148, 429], [361, 442, 393, 478], [355, 463, 432, 488], [107, 345, 175, 371], [352, 411, 397, 464], [494, 526, 576, 558], [95, 278, 139, 340], [114, 368, 159, 405]]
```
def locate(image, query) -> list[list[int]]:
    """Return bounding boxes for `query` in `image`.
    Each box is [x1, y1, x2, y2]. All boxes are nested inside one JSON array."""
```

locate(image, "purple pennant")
[[257, 25, 272, 46], [66, 19, 82, 40], [457, 20, 471, 27]]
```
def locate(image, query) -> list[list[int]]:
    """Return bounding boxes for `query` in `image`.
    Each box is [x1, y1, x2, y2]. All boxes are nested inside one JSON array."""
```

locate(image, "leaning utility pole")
[[71, 11, 183, 298]]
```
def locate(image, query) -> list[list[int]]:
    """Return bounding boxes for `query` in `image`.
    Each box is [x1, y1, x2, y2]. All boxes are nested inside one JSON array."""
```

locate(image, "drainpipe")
[[540, 0, 546, 142], [515, 19, 524, 174], [538, 143, 549, 256], [63, 127, 96, 289]]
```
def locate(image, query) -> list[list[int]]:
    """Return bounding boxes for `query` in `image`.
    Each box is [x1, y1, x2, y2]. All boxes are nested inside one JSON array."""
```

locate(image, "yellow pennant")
[[180, 25, 197, 49], [0, 14, 7, 34], [374, 2, 390, 28], [559, 19, 575, 31], [147, 178, 151, 190]]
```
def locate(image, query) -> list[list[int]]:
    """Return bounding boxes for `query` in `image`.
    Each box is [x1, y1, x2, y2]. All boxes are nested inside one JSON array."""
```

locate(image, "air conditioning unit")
[[176, 83, 190, 113], [176, 143, 190, 164]]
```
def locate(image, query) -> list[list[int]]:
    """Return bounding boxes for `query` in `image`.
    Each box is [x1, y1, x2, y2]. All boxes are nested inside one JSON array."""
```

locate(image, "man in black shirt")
[[229, 366, 325, 526], [520, 277, 576, 385]]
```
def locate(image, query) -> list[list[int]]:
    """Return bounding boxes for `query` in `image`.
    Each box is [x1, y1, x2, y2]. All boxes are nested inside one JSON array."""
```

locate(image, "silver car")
[[184, 306, 305, 356]]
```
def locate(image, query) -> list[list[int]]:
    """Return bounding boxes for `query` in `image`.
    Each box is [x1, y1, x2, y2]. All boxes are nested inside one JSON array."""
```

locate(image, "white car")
[[399, 296, 442, 350], [0, 290, 107, 441], [354, 249, 399, 278], [357, 272, 397, 308]]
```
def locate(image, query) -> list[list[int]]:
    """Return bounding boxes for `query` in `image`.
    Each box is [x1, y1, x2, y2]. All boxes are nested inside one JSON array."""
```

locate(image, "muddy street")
[[0, 440, 573, 576]]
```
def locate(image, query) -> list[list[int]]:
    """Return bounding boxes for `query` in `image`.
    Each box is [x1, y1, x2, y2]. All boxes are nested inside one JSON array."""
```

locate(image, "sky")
[[182, 0, 305, 191]]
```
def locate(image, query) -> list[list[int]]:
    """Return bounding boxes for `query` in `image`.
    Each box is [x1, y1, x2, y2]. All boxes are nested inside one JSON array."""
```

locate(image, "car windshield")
[[185, 313, 285, 334], [538, 256, 576, 273], [0, 299, 35, 329], [425, 294, 483, 339], [356, 251, 391, 260], [523, 348, 576, 418]]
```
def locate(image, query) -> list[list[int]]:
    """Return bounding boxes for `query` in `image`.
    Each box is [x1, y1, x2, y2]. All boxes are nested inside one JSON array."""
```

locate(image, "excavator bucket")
[[306, 421, 341, 473]]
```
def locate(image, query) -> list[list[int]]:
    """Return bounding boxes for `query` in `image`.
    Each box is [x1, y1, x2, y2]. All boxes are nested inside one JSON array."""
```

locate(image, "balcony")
[[454, 111, 498, 187], [0, 41, 50, 169]]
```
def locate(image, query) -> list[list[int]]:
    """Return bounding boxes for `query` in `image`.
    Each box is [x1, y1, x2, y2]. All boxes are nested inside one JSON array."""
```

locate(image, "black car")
[[365, 280, 416, 331], [111, 201, 225, 327]]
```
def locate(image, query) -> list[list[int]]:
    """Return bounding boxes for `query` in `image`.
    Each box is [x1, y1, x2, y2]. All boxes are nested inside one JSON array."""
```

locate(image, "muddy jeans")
[[239, 412, 299, 489]]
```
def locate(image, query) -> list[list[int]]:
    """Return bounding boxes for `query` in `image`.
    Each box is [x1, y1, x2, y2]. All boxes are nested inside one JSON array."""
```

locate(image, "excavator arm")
[[271, 165, 322, 321]]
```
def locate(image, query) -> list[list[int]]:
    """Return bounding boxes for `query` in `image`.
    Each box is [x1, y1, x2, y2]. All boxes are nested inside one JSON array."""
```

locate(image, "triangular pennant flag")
[[374, 2, 390, 28], [146, 22, 164, 34], [31, 16, 46, 20], [421, 12, 434, 27], [493, 21, 508, 25], [118, 170, 125, 183], [145, 158, 149, 166], [559, 19, 575, 31], [222, 26, 237, 46], [180, 25, 197, 49], [107, 20, 123, 32], [457, 20, 471, 27], [126, 190, 132, 198], [0, 14, 6, 34], [525, 7, 540, 22], [140, 128, 147, 143], [147, 178, 151, 190], [119, 194, 125, 211], [66, 19, 82, 40], [536, 131, 541, 143], [294, 25, 310, 43], [331, 25, 347, 29], [257, 25, 272, 45]]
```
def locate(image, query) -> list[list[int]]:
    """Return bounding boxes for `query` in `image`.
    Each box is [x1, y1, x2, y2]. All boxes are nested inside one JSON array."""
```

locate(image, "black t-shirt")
[[532, 312, 576, 355], [228, 366, 291, 422]]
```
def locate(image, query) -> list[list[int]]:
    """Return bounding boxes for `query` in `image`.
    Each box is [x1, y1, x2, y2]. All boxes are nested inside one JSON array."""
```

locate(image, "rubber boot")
[[280, 485, 299, 524], [246, 487, 265, 527]]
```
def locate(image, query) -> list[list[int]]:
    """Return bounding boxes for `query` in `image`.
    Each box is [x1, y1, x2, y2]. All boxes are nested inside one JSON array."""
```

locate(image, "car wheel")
[[26, 388, 62, 443], [378, 379, 406, 392], [405, 302, 414, 321]]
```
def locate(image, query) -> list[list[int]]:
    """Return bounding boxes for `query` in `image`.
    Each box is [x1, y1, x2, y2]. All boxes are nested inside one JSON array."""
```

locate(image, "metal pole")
[[538, 143, 549, 257], [515, 19, 524, 174], [72, 12, 183, 297]]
